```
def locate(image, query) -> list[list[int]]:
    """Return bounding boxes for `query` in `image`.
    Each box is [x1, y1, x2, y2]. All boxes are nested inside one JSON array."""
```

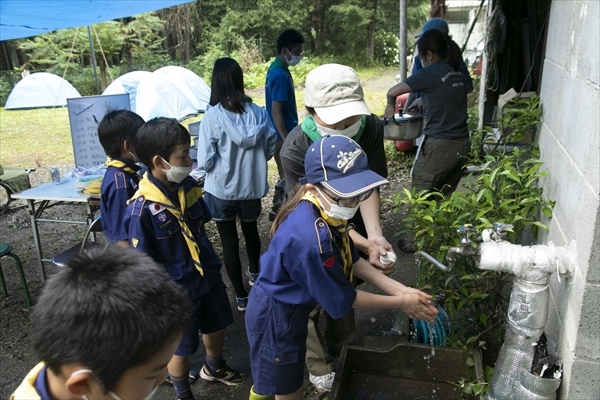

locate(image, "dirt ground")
[[0, 68, 424, 399]]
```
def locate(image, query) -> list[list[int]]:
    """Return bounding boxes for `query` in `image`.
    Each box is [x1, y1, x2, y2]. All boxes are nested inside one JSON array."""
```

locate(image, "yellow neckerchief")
[[131, 172, 204, 276], [301, 191, 353, 278], [105, 157, 137, 175], [10, 361, 44, 400]]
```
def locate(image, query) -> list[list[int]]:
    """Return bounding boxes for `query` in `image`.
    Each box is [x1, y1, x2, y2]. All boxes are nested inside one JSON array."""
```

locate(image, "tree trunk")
[[184, 5, 191, 63], [430, 0, 447, 19], [311, 0, 325, 55], [99, 57, 107, 91], [366, 0, 378, 62]]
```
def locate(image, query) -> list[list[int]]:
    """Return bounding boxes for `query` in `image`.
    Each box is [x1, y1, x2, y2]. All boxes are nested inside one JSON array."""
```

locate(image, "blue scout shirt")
[[124, 173, 221, 300], [265, 57, 298, 139], [255, 200, 358, 319], [100, 158, 141, 243], [246, 200, 359, 395]]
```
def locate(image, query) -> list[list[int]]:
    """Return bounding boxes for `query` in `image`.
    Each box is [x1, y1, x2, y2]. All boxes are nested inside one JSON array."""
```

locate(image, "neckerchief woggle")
[[130, 172, 204, 276], [105, 157, 137, 175], [300, 114, 367, 143], [301, 191, 353, 279]]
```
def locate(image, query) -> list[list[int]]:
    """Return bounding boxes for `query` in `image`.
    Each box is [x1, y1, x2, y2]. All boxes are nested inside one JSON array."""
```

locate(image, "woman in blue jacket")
[[197, 58, 277, 312]]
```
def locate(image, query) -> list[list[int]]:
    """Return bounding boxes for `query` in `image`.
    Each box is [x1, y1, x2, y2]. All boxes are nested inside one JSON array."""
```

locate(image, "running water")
[[415, 257, 436, 360], [424, 321, 436, 360]]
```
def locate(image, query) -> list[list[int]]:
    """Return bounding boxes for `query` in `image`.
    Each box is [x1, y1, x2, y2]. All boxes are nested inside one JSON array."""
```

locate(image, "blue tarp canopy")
[[0, 0, 193, 41]]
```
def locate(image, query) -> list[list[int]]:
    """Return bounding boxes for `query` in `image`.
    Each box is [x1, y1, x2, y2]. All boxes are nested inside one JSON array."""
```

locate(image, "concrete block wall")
[[537, 1, 599, 399]]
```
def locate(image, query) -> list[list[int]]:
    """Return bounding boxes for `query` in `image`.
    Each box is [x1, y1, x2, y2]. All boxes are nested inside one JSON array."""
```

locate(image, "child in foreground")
[[11, 245, 190, 400], [125, 118, 242, 400], [246, 136, 438, 399], [98, 109, 145, 247]]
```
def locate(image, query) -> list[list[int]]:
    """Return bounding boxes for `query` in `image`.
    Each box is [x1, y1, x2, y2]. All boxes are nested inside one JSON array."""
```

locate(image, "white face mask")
[[128, 151, 139, 163], [316, 118, 362, 138], [73, 369, 158, 400], [161, 158, 192, 184], [315, 187, 360, 220], [285, 48, 302, 66]]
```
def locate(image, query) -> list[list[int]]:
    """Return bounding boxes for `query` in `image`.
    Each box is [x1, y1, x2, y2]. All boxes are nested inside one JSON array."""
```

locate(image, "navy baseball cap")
[[415, 18, 449, 38], [301, 136, 388, 198]]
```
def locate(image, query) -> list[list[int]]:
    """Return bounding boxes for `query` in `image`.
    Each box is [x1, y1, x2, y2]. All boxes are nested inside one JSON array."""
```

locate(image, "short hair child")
[[11, 245, 191, 400], [125, 117, 243, 400], [276, 29, 305, 54], [97, 110, 145, 246]]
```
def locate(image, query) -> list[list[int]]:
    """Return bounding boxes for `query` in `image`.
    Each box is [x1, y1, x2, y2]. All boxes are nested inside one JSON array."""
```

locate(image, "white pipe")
[[478, 240, 577, 281]]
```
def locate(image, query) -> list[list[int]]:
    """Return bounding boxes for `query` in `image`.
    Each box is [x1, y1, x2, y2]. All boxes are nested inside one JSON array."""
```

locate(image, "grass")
[[0, 66, 407, 176], [0, 107, 73, 167]]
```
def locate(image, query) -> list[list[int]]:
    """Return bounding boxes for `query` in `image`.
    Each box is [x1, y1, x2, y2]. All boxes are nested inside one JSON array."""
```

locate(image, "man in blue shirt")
[[266, 29, 305, 179]]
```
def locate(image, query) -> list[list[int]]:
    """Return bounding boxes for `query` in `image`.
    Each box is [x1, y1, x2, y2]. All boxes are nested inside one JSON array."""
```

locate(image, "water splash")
[[423, 321, 436, 360]]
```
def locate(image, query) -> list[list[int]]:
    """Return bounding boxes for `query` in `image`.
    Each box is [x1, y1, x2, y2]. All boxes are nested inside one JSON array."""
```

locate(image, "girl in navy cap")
[[245, 136, 438, 399]]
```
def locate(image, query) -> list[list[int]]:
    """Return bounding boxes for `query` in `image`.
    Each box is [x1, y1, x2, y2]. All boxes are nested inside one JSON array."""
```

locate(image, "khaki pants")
[[305, 305, 355, 376], [412, 135, 471, 197]]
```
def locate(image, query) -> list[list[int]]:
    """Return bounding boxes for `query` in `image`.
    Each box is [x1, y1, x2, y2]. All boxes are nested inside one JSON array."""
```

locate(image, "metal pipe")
[[414, 250, 450, 272], [399, 0, 407, 81]]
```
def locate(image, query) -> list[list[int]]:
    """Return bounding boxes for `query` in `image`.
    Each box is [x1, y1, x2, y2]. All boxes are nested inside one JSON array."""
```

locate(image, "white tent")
[[154, 66, 211, 111], [135, 74, 199, 121], [5, 72, 81, 110], [102, 71, 151, 112]]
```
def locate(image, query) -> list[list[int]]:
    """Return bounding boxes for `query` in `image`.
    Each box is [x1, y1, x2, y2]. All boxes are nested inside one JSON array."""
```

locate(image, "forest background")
[[0, 0, 434, 106]]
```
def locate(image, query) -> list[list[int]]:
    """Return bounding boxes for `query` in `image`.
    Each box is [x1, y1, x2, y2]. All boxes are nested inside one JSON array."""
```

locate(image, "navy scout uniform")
[[245, 201, 359, 395], [100, 157, 141, 243], [124, 173, 233, 356]]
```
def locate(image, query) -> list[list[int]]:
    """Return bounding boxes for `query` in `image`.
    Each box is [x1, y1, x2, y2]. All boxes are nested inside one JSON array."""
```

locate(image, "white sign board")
[[67, 94, 130, 168]]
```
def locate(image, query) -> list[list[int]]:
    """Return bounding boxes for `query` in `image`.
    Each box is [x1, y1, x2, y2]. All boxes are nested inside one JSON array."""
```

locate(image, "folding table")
[[11, 177, 99, 282]]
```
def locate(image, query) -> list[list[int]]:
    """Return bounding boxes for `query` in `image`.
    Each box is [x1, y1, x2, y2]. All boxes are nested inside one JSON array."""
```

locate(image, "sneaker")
[[309, 372, 335, 393], [164, 370, 200, 385], [199, 363, 243, 386], [245, 265, 259, 286], [236, 296, 248, 312]]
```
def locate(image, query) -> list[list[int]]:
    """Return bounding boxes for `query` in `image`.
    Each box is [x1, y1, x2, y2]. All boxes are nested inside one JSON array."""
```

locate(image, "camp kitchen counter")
[[11, 177, 99, 282]]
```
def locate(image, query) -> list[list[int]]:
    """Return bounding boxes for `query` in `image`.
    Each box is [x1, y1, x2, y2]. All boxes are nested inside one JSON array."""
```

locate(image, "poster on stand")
[[67, 94, 130, 168]]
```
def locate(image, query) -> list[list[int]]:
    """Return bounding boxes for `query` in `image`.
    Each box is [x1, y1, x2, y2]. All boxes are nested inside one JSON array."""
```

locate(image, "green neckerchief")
[[300, 115, 367, 143], [268, 56, 289, 74]]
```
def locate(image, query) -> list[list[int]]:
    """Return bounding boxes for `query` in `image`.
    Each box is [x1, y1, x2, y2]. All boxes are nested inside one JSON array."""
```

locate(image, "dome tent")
[[135, 74, 199, 121], [153, 66, 210, 111], [5, 72, 81, 110], [102, 70, 151, 112]]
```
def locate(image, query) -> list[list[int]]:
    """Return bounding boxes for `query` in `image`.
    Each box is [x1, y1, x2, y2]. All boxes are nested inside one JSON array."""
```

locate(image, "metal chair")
[[52, 215, 104, 267], [0, 166, 35, 214], [0, 242, 32, 308]]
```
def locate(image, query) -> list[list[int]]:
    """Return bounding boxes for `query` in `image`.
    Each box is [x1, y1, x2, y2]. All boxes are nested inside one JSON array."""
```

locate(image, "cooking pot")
[[381, 114, 424, 141]]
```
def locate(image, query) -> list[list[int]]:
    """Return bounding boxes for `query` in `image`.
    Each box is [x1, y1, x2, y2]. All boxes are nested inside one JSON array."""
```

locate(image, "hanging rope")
[[92, 25, 114, 85], [485, 1, 506, 92], [62, 27, 79, 81]]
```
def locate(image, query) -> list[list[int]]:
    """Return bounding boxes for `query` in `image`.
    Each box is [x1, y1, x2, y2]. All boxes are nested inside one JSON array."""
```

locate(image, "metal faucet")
[[445, 224, 480, 271], [414, 250, 451, 272]]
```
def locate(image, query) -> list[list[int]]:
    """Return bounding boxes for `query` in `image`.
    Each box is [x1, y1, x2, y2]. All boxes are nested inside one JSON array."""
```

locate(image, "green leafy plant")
[[391, 96, 551, 389], [498, 93, 543, 144]]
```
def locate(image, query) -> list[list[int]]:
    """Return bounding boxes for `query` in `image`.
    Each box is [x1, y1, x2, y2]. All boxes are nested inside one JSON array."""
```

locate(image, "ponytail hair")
[[417, 29, 461, 72], [271, 184, 307, 237]]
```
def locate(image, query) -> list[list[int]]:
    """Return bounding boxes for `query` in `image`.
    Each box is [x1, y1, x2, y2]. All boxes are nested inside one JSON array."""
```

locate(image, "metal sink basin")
[[331, 341, 484, 400]]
